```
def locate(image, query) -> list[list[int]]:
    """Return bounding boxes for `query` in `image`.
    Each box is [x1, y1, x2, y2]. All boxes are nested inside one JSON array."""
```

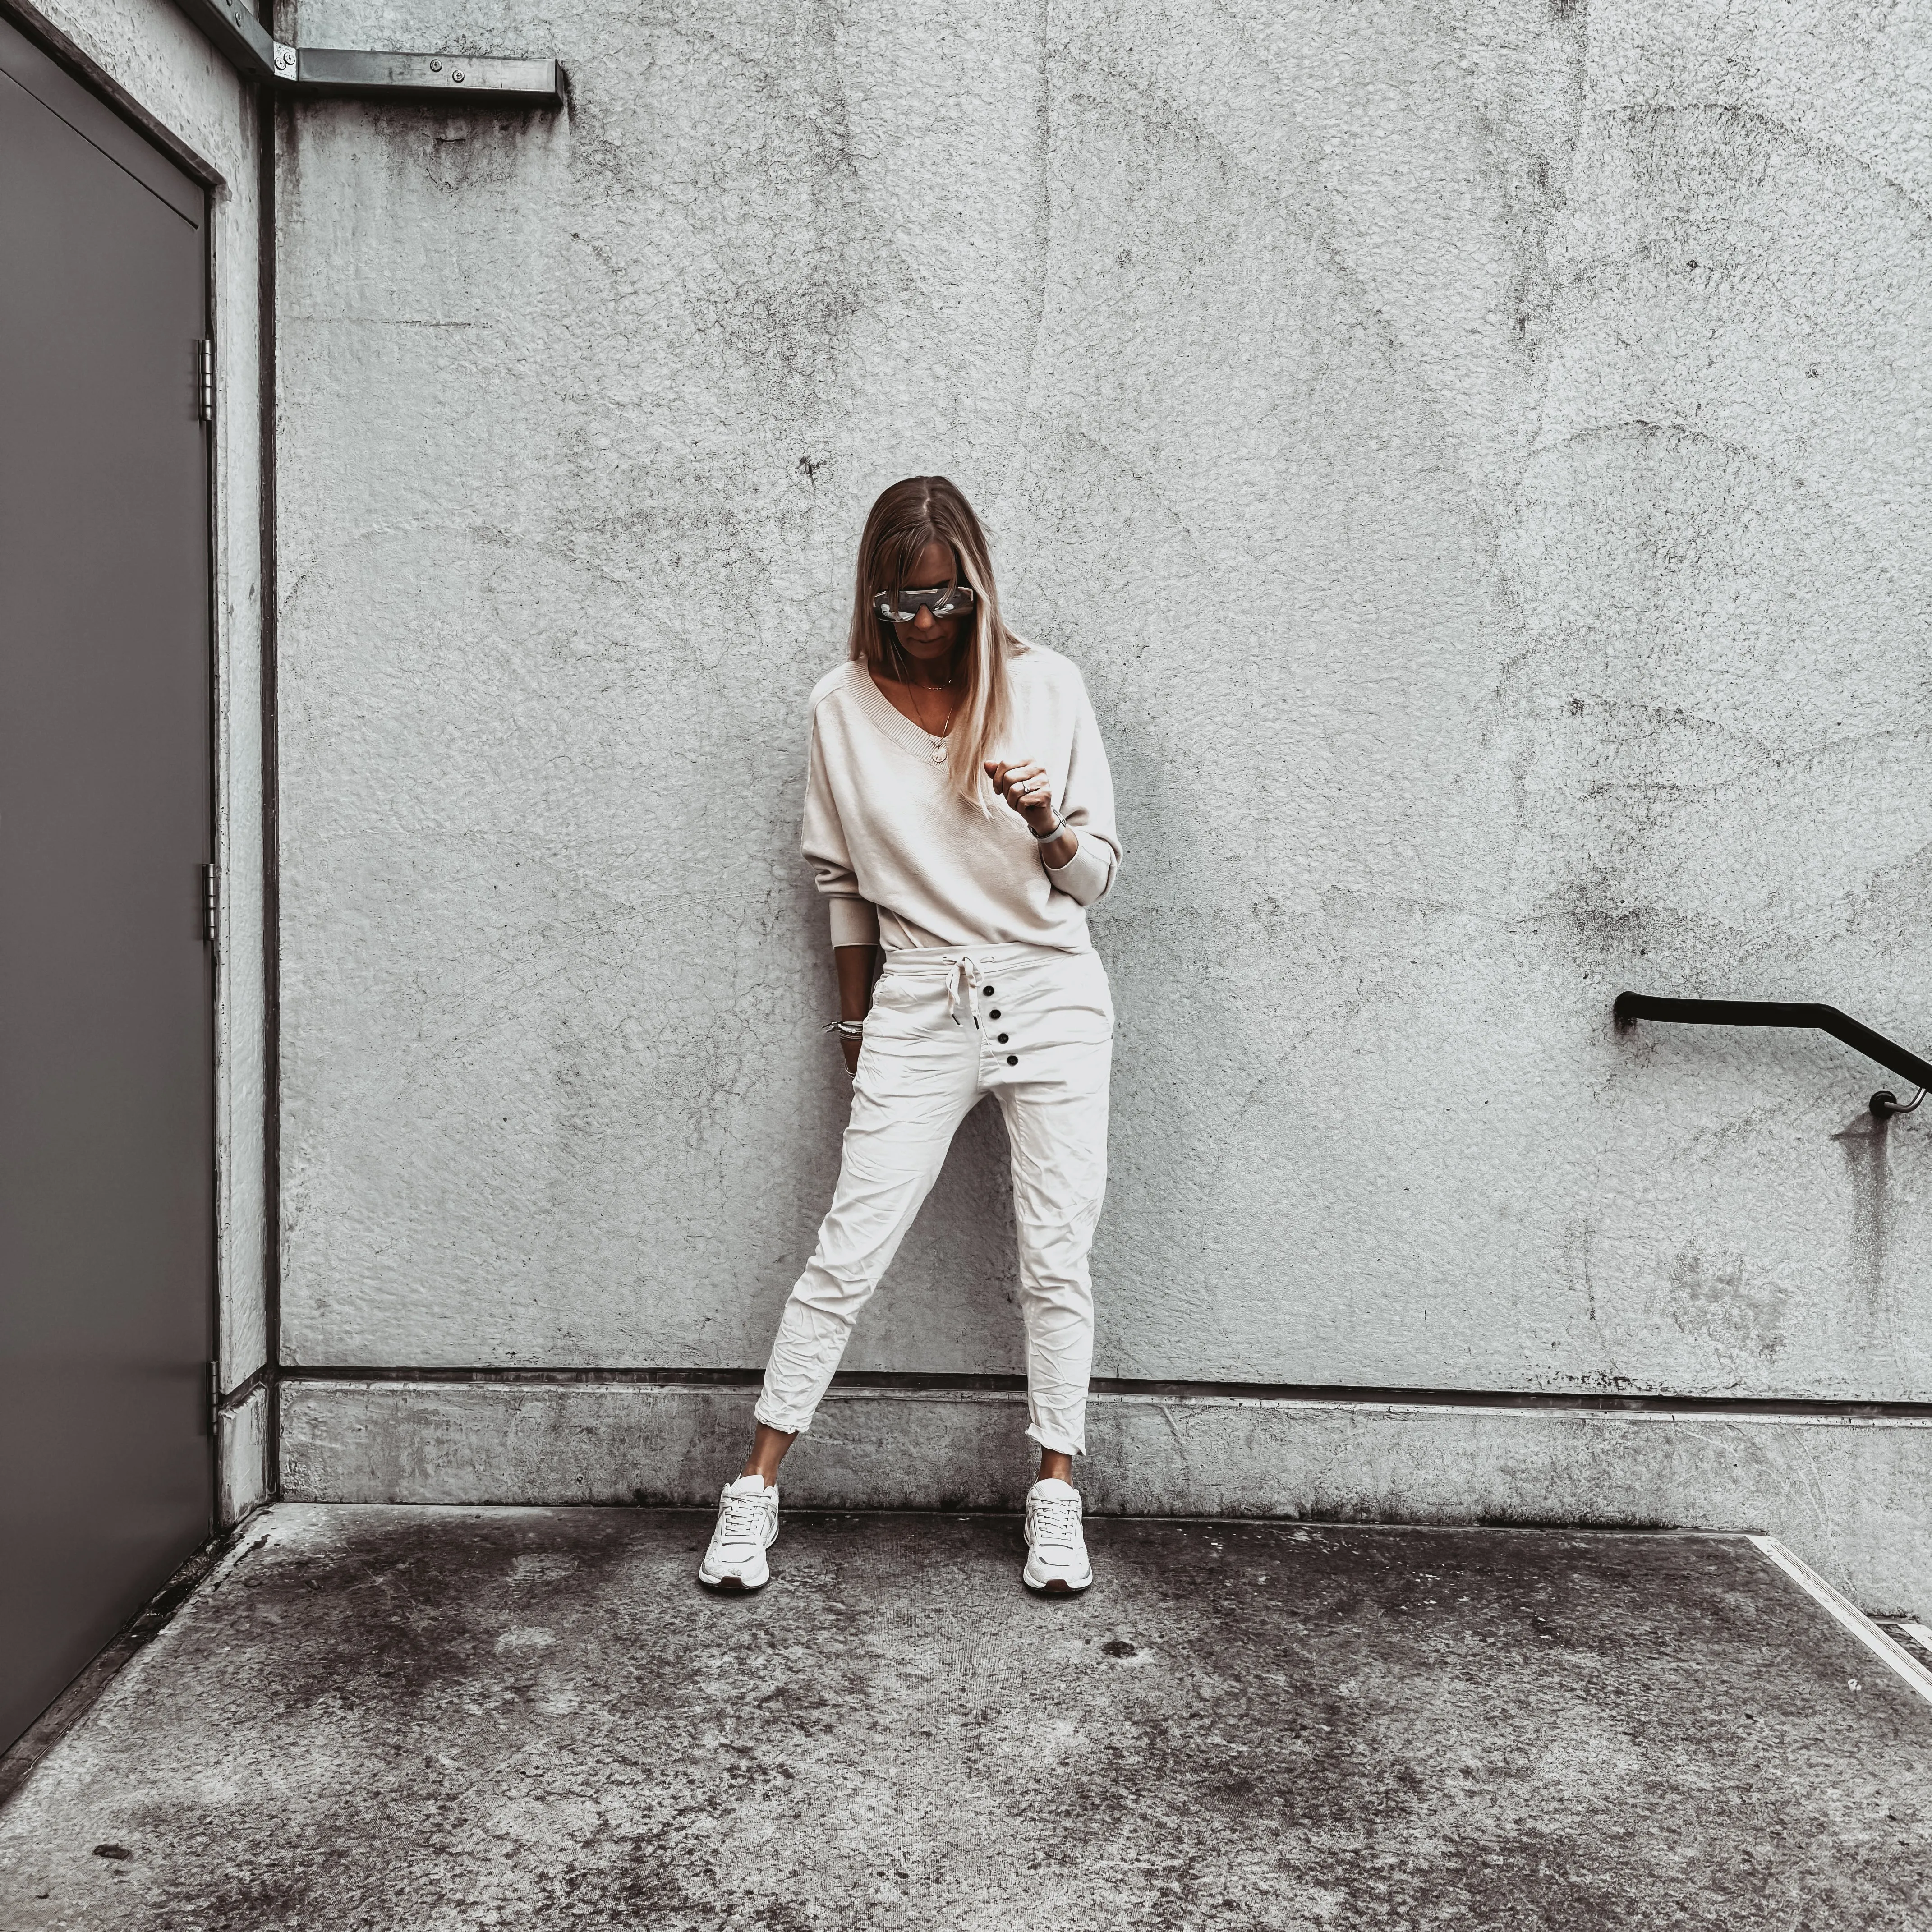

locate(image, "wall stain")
[[1833, 1108, 1901, 1371], [1665, 1247, 1787, 1364]]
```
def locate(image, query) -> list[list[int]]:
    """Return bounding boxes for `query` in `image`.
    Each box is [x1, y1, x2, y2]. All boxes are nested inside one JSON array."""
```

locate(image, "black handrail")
[[1614, 992, 1932, 1116]]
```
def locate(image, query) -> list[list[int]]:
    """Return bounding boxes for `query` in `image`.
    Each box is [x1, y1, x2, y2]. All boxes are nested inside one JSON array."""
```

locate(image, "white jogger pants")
[[756, 941, 1114, 1456]]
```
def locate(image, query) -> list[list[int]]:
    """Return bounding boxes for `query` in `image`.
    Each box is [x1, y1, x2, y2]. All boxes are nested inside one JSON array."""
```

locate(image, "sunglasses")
[[873, 582, 976, 626]]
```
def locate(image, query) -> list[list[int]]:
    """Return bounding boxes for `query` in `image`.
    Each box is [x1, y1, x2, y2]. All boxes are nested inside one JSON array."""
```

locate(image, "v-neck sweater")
[[801, 644, 1121, 953]]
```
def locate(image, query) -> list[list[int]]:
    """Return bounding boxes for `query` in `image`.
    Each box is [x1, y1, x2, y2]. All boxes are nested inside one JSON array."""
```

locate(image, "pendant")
[[929, 745, 946, 762]]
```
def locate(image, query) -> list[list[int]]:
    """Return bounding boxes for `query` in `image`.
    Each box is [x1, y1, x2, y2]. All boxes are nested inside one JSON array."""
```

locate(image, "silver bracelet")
[[823, 1018, 864, 1039], [1030, 816, 1069, 843]]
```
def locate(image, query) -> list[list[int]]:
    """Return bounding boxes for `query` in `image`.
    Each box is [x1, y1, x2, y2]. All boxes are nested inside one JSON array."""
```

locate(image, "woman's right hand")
[[833, 943, 878, 1081]]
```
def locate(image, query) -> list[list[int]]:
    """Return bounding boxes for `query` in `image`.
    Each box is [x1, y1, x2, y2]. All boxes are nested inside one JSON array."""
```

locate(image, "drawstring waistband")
[[944, 953, 981, 1028], [878, 940, 1093, 1028]]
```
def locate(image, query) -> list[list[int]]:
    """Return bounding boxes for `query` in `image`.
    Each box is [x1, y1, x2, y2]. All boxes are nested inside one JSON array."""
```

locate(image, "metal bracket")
[[294, 48, 559, 97], [171, 0, 561, 103], [1870, 1086, 1925, 1118]]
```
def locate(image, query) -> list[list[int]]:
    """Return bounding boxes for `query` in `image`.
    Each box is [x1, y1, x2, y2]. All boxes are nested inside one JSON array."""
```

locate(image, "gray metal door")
[[0, 16, 216, 1755]]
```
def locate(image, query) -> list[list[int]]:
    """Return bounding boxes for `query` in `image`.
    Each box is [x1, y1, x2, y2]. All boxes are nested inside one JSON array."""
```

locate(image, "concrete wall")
[[276, 0, 1932, 1402], [280, 1380, 1932, 1618], [13, 0, 272, 1523], [274, 0, 1932, 1425]]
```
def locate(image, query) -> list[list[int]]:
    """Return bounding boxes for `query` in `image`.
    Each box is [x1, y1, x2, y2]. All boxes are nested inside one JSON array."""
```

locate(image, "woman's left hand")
[[986, 759, 1058, 834]]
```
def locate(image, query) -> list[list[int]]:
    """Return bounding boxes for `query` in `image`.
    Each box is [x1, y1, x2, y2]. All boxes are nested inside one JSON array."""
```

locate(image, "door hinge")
[[197, 338, 213, 422], [202, 863, 219, 945], [207, 1360, 219, 1438]]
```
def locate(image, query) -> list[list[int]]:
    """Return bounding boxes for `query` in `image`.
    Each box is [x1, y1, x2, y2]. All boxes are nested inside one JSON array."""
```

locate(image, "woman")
[[699, 475, 1122, 1597]]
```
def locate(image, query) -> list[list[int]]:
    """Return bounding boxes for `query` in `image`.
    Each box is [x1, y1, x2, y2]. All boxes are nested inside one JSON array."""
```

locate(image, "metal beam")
[[170, 0, 280, 80], [294, 47, 560, 102], [169, 0, 560, 103]]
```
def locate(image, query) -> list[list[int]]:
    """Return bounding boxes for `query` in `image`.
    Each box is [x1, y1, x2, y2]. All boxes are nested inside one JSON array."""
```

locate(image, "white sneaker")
[[1023, 1478, 1093, 1594], [699, 1474, 779, 1592]]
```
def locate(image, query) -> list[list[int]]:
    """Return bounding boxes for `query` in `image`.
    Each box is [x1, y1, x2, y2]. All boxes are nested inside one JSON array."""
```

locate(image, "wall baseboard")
[[280, 1378, 1932, 1616]]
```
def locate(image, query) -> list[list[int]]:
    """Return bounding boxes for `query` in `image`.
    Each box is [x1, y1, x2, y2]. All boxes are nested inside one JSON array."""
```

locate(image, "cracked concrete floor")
[[1, 1505, 1928, 1929]]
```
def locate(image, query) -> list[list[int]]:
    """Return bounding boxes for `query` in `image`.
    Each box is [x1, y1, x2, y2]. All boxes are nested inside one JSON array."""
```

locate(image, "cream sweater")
[[801, 644, 1121, 952]]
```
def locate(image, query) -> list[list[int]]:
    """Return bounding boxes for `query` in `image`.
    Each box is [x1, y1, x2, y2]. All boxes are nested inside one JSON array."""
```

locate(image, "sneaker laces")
[[1031, 1492, 1082, 1554], [716, 1489, 768, 1548]]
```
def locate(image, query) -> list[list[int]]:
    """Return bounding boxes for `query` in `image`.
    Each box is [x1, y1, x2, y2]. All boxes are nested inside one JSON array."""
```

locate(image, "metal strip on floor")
[[1748, 1534, 1932, 1709]]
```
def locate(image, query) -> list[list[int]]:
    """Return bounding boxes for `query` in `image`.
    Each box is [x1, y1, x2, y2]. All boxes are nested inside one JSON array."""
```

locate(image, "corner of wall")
[[217, 1383, 274, 1527]]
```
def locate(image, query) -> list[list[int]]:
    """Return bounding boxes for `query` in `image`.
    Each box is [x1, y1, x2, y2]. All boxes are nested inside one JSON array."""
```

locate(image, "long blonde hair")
[[847, 476, 1019, 811]]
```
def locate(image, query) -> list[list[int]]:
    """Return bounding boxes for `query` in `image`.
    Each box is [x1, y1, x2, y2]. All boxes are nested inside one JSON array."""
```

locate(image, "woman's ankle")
[[741, 1422, 796, 1487]]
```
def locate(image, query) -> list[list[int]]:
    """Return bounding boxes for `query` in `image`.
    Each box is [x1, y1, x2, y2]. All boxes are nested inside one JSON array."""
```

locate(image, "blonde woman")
[[700, 475, 1122, 1596]]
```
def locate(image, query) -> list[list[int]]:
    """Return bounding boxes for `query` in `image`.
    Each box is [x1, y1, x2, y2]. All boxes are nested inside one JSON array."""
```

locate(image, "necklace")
[[900, 659, 958, 761]]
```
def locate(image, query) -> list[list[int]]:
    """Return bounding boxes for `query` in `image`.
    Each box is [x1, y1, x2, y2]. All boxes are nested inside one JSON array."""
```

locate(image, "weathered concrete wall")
[[18, 0, 272, 1514], [275, 0, 1932, 1402], [279, 1383, 1932, 1615]]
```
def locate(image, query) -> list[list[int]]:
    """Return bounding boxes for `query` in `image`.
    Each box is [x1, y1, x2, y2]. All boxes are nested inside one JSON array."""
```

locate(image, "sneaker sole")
[[1023, 1569, 1093, 1596], [699, 1560, 770, 1592]]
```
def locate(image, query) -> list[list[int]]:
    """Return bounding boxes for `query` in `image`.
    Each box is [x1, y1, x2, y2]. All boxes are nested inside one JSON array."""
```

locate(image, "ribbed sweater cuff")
[[1043, 834, 1112, 906], [827, 897, 880, 948]]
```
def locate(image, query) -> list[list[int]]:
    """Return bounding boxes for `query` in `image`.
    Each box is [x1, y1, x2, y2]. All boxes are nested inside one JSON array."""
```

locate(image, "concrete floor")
[[0, 1507, 1928, 1930]]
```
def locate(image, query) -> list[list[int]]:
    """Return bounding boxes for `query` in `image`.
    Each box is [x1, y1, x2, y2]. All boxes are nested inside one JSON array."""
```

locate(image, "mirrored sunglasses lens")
[[874, 584, 974, 623], [873, 587, 939, 618]]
